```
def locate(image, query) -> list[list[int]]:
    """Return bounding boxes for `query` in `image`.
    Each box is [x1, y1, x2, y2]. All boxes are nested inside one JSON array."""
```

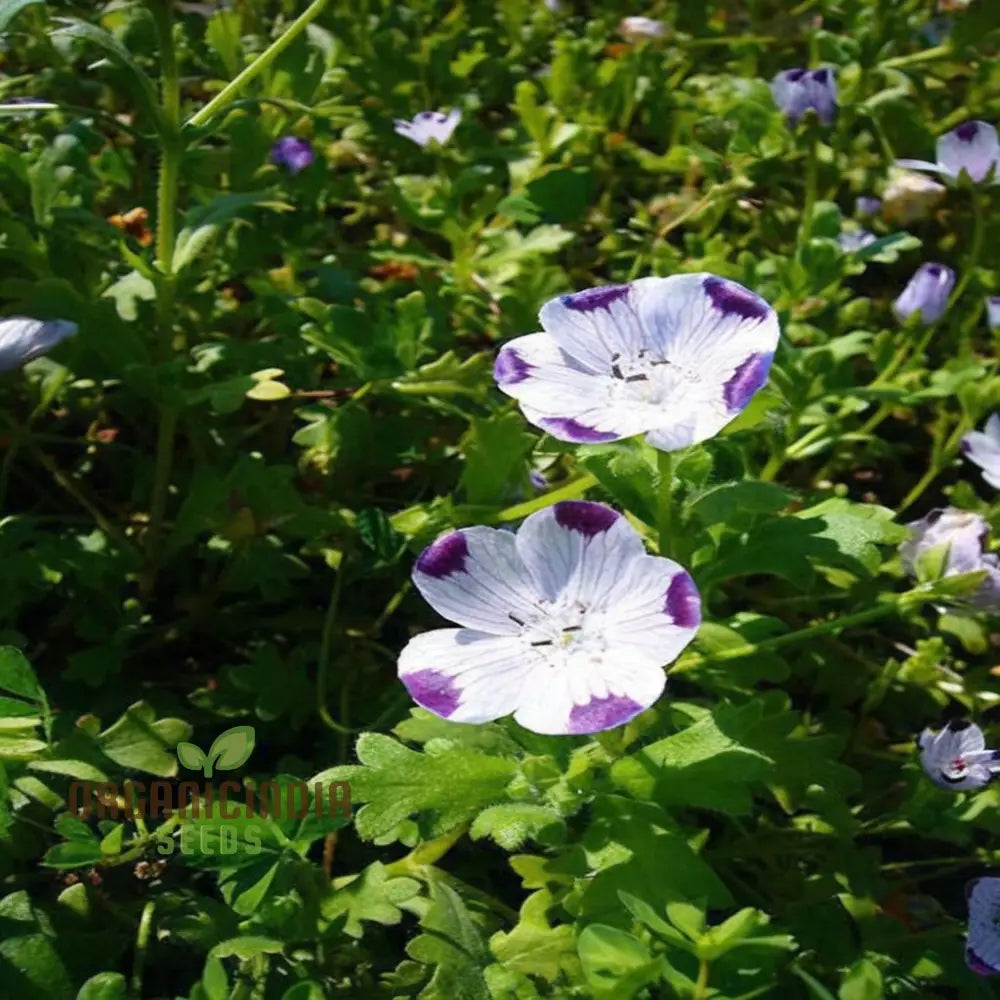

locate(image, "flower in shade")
[[769, 68, 837, 127], [837, 229, 877, 253], [494, 274, 780, 452], [270, 136, 314, 175], [985, 296, 1000, 329], [0, 317, 77, 372], [896, 121, 1000, 184], [892, 262, 954, 325], [900, 507, 1000, 609], [619, 16, 666, 41], [393, 109, 461, 148], [962, 414, 1000, 489], [396, 501, 701, 735], [966, 878, 1000, 975], [854, 195, 881, 217], [543, 0, 561, 9], [882, 169, 946, 224], [918, 720, 1000, 791]]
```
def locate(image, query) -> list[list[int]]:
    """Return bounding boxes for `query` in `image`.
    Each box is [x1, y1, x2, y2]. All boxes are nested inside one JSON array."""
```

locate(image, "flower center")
[[508, 601, 595, 652], [607, 349, 700, 406]]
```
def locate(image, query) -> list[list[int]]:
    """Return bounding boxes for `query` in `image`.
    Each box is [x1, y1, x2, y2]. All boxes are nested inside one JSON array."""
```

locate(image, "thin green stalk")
[[144, 3, 183, 595], [317, 554, 356, 737], [187, 0, 331, 130], [130, 900, 156, 999], [674, 589, 927, 671], [879, 44, 952, 70], [656, 450, 673, 556], [798, 126, 819, 250], [492, 473, 597, 523], [953, 187, 987, 337], [694, 958, 711, 1000]]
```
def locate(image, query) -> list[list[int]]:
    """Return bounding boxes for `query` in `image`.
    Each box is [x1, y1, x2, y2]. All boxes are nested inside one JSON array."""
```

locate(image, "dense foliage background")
[[2, 0, 1000, 997]]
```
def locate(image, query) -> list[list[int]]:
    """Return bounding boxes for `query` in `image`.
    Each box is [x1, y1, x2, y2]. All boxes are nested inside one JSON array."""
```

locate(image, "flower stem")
[[694, 958, 711, 1000], [492, 473, 598, 524], [317, 552, 356, 738], [187, 0, 331, 130], [675, 590, 928, 670], [143, 2, 183, 596], [953, 186, 986, 337], [129, 900, 156, 999], [657, 450, 673, 556], [797, 125, 819, 251]]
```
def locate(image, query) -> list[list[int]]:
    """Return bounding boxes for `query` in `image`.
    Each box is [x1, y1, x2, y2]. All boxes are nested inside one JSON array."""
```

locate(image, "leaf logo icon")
[[176, 725, 255, 778]]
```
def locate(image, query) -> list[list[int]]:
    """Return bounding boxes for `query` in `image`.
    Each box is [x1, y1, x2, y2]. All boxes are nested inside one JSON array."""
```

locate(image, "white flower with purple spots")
[[0, 316, 77, 372], [918, 720, 1000, 791], [985, 296, 1000, 330], [397, 501, 701, 735], [892, 262, 955, 325], [493, 274, 780, 451], [897, 121, 1000, 184], [962, 414, 1000, 490], [966, 878, 1000, 975], [619, 16, 666, 41], [769, 68, 837, 127], [393, 109, 461, 148]]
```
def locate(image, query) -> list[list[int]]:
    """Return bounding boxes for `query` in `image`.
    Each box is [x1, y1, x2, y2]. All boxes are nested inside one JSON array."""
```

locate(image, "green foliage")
[[0, 1, 996, 997]]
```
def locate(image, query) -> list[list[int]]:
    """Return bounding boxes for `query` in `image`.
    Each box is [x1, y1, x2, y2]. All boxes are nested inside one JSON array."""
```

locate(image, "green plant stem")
[[879, 44, 952, 70], [130, 900, 156, 999], [144, 3, 183, 596], [492, 473, 598, 523], [952, 186, 986, 337], [798, 126, 819, 250], [674, 590, 927, 671], [694, 958, 711, 1000], [656, 450, 672, 556], [384, 824, 469, 877], [187, 0, 331, 130], [317, 554, 356, 737]]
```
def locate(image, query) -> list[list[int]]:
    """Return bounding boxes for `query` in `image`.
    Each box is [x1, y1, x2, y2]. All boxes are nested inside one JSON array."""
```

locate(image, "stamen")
[[562, 625, 582, 633], [624, 374, 648, 383], [611, 363, 624, 379], [508, 613, 525, 626], [531, 639, 553, 647]]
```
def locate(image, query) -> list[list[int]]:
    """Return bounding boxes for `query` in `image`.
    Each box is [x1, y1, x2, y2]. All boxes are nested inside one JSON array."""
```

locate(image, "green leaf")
[[838, 958, 883, 1000], [459, 412, 536, 505], [489, 890, 579, 982], [98, 701, 192, 777], [577, 924, 662, 1000], [0, 0, 43, 34], [469, 803, 564, 850], [313, 733, 517, 843], [610, 702, 774, 814], [0, 891, 74, 999], [172, 192, 292, 272], [406, 880, 491, 1000], [206, 725, 256, 775], [76, 972, 127, 1000], [51, 19, 163, 131], [0, 646, 45, 715], [208, 936, 284, 961], [245, 379, 291, 402], [576, 441, 658, 525], [0, 761, 10, 839], [687, 480, 793, 527], [41, 840, 104, 869], [176, 741, 207, 772], [321, 861, 422, 938]]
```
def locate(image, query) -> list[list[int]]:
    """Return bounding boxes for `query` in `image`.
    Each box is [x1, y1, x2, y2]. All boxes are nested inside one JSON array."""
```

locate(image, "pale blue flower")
[[897, 121, 1000, 184], [918, 720, 1000, 791], [394, 110, 461, 148], [770, 68, 837, 127], [892, 263, 955, 324]]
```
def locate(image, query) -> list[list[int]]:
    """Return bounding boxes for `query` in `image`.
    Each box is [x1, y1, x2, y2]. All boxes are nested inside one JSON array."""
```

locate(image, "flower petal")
[[512, 651, 665, 734], [514, 501, 646, 603], [938, 121, 1000, 182], [412, 526, 541, 633], [398, 629, 534, 723], [967, 877, 1000, 975], [893, 158, 949, 177], [494, 333, 653, 442], [0, 317, 77, 372]]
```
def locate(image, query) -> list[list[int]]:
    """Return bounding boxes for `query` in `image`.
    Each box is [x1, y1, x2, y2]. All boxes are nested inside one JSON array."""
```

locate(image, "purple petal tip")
[[415, 532, 468, 578], [402, 670, 461, 718], [560, 284, 631, 312], [538, 416, 619, 443], [956, 121, 979, 142], [553, 501, 619, 537], [664, 573, 701, 628], [703, 276, 770, 321], [567, 693, 644, 734], [723, 352, 773, 411], [967, 947, 999, 976], [494, 347, 532, 385]]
